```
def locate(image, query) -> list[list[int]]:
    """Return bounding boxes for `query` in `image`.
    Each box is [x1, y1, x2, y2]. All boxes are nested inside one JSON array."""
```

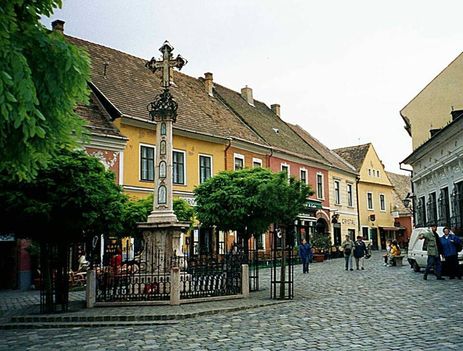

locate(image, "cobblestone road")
[[1, 252, 462, 350]]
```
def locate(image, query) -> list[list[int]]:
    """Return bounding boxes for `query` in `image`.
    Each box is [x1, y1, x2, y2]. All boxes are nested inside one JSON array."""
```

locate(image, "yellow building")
[[400, 52, 463, 150], [334, 143, 395, 250]]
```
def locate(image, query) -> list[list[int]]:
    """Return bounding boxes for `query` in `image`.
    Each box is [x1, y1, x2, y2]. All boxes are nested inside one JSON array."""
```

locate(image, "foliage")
[[120, 195, 153, 237], [173, 198, 195, 223], [0, 149, 127, 243], [120, 196, 194, 237], [311, 231, 332, 252], [194, 167, 312, 238], [0, 1, 90, 180]]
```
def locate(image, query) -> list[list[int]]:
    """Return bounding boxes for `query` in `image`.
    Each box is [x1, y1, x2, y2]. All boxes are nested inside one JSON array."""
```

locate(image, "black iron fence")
[[270, 230, 295, 300], [95, 238, 245, 303]]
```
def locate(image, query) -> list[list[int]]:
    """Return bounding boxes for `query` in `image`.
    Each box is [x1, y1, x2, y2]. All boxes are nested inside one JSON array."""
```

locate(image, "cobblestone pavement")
[[1, 252, 462, 350]]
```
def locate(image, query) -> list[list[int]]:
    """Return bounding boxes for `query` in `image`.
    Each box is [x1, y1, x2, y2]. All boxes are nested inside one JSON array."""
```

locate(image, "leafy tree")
[[194, 167, 312, 252], [173, 198, 195, 223], [0, 149, 127, 312], [0, 1, 90, 180]]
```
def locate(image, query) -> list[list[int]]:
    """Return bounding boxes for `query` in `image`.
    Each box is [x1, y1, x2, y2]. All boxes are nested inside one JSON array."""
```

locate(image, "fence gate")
[[270, 228, 294, 300]]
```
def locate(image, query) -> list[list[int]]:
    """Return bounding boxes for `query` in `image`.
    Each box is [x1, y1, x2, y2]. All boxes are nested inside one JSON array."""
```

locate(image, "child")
[[384, 240, 392, 266]]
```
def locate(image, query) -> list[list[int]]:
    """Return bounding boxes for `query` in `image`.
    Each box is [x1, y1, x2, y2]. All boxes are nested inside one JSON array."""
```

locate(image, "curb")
[[0, 300, 289, 329]]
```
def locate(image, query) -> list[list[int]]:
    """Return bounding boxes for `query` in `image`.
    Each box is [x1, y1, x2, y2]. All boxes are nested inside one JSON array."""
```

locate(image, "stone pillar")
[[86, 269, 96, 308], [241, 264, 249, 298], [170, 266, 181, 305]]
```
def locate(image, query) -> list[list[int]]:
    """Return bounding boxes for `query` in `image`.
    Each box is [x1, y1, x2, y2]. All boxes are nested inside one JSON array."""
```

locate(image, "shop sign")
[[305, 200, 322, 210]]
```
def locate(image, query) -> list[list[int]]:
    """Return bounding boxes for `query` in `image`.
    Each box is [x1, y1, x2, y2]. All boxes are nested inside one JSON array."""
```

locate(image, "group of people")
[[419, 224, 462, 280], [340, 235, 369, 271], [298, 224, 462, 279]]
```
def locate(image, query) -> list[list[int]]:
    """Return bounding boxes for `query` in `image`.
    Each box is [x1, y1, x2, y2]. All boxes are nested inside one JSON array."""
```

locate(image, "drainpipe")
[[267, 148, 273, 168], [224, 138, 232, 170], [355, 175, 361, 239]]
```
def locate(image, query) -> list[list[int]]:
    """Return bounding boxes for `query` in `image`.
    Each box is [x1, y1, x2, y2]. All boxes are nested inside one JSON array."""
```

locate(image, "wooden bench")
[[391, 255, 404, 267]]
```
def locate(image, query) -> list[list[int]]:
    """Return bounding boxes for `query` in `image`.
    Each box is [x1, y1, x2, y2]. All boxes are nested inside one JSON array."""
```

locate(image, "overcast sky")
[[41, 0, 463, 173]]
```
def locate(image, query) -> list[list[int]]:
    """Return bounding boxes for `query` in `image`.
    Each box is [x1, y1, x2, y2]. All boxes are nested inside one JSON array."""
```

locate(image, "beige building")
[[400, 52, 463, 150], [334, 143, 395, 250]]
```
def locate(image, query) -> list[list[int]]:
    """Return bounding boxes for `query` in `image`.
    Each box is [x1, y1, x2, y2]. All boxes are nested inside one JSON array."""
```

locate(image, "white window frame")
[[316, 173, 324, 200], [334, 179, 341, 205], [347, 183, 353, 207], [379, 193, 386, 212], [252, 157, 262, 168], [173, 149, 186, 185], [300, 168, 308, 185], [139, 143, 156, 182], [281, 163, 290, 178], [198, 154, 213, 184], [234, 153, 245, 170], [367, 192, 374, 210]]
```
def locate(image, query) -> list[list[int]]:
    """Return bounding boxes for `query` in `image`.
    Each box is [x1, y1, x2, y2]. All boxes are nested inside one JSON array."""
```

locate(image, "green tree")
[[0, 149, 126, 312], [194, 167, 312, 252], [0, 1, 90, 180]]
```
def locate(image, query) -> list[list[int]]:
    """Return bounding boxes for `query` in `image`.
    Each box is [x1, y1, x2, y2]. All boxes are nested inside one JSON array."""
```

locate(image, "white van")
[[407, 227, 463, 273]]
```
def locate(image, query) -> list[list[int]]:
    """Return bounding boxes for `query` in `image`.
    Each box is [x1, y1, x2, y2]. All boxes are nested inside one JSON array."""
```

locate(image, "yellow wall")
[[401, 52, 463, 150], [357, 145, 394, 230], [114, 120, 225, 199]]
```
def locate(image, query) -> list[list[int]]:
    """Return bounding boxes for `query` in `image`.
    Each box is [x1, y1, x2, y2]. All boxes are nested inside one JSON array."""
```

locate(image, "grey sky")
[[42, 0, 463, 173]]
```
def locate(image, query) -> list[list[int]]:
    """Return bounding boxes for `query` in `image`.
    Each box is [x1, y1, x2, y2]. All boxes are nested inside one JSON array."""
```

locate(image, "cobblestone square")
[[1, 252, 462, 350]]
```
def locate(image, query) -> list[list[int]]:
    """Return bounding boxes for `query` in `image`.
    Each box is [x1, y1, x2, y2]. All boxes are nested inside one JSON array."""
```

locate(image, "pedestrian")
[[384, 239, 392, 266], [341, 234, 354, 271], [418, 224, 445, 280], [353, 236, 368, 270], [298, 238, 312, 274], [440, 226, 462, 279]]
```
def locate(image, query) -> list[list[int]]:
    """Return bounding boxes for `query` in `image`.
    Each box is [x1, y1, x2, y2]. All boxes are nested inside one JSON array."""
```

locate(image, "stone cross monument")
[[138, 41, 188, 269], [145, 41, 187, 224]]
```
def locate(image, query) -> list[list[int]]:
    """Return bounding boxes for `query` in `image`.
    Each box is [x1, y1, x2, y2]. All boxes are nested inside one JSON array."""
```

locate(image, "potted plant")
[[310, 231, 331, 262]]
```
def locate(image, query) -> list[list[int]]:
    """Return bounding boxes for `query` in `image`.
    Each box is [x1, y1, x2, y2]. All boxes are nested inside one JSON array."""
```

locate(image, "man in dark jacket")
[[353, 236, 368, 270], [440, 227, 462, 279], [299, 239, 312, 274]]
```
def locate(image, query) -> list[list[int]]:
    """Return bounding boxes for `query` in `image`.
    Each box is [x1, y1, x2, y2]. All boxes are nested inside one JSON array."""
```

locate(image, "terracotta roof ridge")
[[333, 142, 371, 152]]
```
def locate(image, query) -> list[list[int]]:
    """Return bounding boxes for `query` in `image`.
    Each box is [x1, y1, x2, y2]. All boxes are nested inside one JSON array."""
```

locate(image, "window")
[[300, 169, 307, 185], [334, 180, 341, 205], [347, 183, 353, 207], [173, 150, 185, 184], [252, 158, 262, 168], [199, 155, 212, 184], [380, 194, 386, 211], [317, 173, 324, 199], [140, 145, 155, 181], [362, 227, 369, 240], [234, 153, 244, 170], [256, 233, 264, 250], [438, 187, 450, 226], [281, 164, 289, 177], [427, 192, 437, 226], [368, 169, 371, 176], [367, 192, 373, 210]]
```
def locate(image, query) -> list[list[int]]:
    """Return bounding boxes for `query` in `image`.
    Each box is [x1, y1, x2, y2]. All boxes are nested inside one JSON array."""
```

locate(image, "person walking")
[[440, 227, 462, 279], [298, 238, 312, 274], [353, 236, 368, 270], [341, 234, 354, 271], [418, 224, 445, 280]]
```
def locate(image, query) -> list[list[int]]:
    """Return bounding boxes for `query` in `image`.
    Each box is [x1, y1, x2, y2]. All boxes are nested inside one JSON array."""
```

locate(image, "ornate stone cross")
[[145, 41, 187, 224], [146, 41, 187, 88]]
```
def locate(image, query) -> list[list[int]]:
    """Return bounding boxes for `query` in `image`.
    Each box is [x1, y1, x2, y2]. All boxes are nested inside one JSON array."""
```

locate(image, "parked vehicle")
[[407, 227, 463, 273]]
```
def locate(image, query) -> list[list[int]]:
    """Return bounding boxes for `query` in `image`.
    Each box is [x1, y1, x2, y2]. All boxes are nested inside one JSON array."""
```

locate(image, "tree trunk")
[[279, 227, 286, 298]]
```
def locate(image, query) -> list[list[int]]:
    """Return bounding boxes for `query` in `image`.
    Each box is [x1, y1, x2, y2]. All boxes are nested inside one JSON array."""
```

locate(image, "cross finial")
[[146, 40, 187, 88]]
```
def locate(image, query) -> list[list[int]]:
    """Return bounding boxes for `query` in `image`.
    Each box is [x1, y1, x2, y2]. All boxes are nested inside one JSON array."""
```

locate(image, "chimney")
[[204, 72, 213, 96], [241, 86, 254, 106], [271, 104, 281, 117], [51, 20, 65, 33]]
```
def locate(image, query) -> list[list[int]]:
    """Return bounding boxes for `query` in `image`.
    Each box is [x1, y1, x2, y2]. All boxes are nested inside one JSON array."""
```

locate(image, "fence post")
[[241, 264, 249, 298], [170, 266, 181, 305], [86, 269, 96, 308]]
